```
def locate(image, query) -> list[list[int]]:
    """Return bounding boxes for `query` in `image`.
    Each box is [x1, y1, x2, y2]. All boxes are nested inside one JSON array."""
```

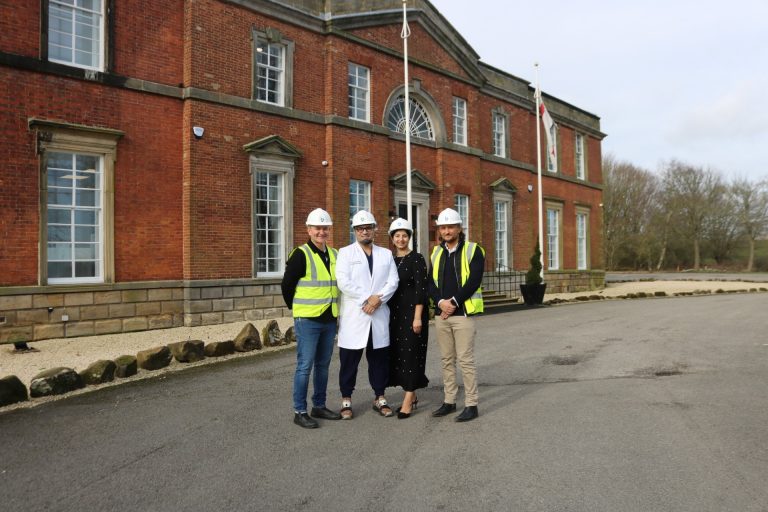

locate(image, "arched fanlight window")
[[385, 95, 434, 140]]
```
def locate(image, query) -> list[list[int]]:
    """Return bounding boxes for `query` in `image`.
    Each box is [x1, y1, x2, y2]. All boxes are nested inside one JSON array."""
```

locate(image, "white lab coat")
[[336, 242, 399, 349]]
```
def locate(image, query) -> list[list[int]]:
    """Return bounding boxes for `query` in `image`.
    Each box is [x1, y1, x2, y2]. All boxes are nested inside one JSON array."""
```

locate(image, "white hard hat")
[[388, 218, 413, 236], [306, 208, 333, 226], [435, 208, 463, 226], [351, 210, 377, 227]]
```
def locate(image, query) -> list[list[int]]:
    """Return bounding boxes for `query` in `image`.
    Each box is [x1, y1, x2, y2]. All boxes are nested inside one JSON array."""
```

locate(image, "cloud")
[[667, 80, 768, 143]]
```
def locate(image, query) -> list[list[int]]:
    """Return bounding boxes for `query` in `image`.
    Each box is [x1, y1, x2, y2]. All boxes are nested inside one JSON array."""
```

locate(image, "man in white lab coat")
[[336, 210, 399, 419]]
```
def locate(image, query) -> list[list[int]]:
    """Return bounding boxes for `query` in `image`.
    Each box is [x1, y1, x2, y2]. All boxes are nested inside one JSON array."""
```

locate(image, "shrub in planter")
[[520, 242, 547, 305]]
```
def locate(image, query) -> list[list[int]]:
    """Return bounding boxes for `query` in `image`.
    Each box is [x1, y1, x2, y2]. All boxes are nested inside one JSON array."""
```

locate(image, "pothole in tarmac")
[[543, 355, 581, 366], [634, 363, 689, 378]]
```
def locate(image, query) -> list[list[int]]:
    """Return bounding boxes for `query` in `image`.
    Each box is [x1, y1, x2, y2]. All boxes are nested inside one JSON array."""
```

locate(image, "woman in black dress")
[[387, 218, 429, 419]]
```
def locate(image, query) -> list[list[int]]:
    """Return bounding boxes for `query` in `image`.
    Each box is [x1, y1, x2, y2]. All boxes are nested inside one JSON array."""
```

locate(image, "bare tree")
[[602, 154, 660, 269], [661, 160, 723, 270], [705, 184, 739, 265], [731, 177, 768, 271]]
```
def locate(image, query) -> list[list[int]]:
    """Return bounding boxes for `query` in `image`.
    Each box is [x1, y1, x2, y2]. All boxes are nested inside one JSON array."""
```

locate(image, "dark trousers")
[[339, 330, 389, 397]]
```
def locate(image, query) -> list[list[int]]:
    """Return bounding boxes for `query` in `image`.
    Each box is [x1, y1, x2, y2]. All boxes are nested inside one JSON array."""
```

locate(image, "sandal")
[[340, 398, 353, 420], [372, 396, 393, 417]]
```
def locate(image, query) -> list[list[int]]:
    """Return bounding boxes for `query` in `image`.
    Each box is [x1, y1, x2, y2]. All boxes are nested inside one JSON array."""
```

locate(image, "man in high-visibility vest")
[[281, 208, 343, 429], [428, 208, 485, 422]]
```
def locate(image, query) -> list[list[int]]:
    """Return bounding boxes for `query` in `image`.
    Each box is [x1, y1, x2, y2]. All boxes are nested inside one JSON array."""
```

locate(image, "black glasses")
[[355, 226, 374, 232]]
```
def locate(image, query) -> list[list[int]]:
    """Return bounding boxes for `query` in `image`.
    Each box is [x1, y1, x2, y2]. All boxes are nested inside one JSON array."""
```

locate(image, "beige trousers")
[[435, 315, 478, 406]]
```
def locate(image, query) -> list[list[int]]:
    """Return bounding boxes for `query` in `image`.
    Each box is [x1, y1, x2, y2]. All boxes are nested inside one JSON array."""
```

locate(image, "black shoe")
[[432, 402, 457, 417], [455, 406, 479, 422], [294, 412, 319, 429], [311, 406, 342, 420]]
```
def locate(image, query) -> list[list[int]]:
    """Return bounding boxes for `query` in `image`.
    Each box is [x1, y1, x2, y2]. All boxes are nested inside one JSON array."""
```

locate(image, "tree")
[[602, 154, 660, 270], [661, 160, 723, 270], [731, 178, 768, 271], [705, 185, 739, 265]]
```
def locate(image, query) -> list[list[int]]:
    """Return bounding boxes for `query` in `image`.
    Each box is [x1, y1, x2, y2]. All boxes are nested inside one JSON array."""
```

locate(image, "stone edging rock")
[[0, 322, 294, 410]]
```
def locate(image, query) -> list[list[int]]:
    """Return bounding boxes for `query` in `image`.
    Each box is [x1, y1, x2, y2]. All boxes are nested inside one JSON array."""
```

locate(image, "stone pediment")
[[489, 177, 517, 193], [327, 1, 485, 84], [390, 169, 436, 192], [243, 135, 302, 159]]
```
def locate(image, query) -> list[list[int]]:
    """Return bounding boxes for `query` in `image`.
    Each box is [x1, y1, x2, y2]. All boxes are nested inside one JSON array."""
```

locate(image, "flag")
[[539, 100, 557, 164]]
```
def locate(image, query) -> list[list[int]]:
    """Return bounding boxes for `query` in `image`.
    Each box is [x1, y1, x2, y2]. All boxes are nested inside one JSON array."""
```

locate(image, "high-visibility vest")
[[291, 244, 339, 318], [430, 242, 484, 315]]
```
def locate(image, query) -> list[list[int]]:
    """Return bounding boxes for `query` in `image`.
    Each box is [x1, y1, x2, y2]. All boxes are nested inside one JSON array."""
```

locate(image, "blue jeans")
[[292, 317, 337, 413]]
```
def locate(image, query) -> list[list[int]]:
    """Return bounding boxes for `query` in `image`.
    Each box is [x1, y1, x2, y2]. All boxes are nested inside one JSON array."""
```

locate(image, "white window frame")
[[494, 201, 508, 269], [493, 191, 514, 270], [256, 42, 285, 105], [454, 194, 469, 239], [48, 0, 105, 71], [349, 180, 371, 243], [452, 96, 467, 146], [46, 151, 105, 284], [575, 133, 586, 180], [492, 112, 506, 158], [253, 171, 285, 277], [576, 210, 589, 270], [249, 155, 295, 278], [348, 63, 370, 122], [385, 95, 435, 140], [546, 205, 562, 270]]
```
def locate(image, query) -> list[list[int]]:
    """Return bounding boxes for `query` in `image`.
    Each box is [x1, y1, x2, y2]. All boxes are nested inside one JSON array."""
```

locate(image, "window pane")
[[47, 243, 72, 260], [48, 209, 72, 225], [75, 225, 97, 242], [48, 225, 71, 242], [75, 261, 97, 278], [48, 261, 72, 278], [76, 189, 97, 207], [75, 243, 97, 259], [74, 209, 96, 224]]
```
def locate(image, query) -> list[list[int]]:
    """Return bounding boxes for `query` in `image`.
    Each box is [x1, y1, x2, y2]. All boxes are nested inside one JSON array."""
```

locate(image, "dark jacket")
[[428, 239, 485, 316]]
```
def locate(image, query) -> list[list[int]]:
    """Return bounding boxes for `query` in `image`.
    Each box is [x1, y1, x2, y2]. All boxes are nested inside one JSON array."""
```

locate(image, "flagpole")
[[401, 0, 413, 244], [534, 63, 545, 281]]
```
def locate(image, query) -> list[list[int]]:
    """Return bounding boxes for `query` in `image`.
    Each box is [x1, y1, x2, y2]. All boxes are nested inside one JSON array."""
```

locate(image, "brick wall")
[[1, 0, 605, 319]]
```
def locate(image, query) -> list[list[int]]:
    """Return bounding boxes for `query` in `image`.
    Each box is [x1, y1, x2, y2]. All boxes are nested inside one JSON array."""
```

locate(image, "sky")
[[433, 0, 768, 181]]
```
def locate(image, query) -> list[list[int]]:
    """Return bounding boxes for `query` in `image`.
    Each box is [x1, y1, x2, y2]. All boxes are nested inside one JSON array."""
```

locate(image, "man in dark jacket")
[[428, 208, 485, 422]]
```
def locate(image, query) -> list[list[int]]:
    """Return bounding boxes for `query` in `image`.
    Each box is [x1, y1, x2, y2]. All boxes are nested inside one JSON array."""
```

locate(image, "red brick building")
[[0, 0, 605, 343]]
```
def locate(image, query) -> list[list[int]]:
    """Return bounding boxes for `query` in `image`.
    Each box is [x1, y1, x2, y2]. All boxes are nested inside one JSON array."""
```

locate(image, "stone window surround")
[[249, 155, 295, 278], [252, 27, 294, 108], [30, 118, 123, 286], [383, 80, 446, 143]]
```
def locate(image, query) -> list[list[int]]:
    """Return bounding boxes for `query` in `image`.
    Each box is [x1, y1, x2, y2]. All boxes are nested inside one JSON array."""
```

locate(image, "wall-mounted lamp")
[[321, 160, 329, 167], [192, 126, 205, 139], [527, 184, 534, 193]]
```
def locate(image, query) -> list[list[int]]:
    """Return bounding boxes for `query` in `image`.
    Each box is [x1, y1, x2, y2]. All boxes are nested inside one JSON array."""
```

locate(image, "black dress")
[[388, 251, 430, 391]]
